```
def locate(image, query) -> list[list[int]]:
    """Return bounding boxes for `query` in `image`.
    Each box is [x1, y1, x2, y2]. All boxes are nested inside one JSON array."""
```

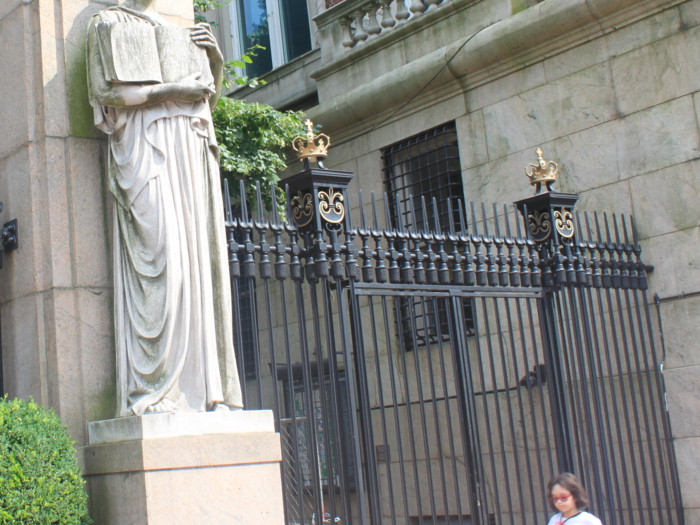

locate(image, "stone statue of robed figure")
[[86, 0, 243, 416]]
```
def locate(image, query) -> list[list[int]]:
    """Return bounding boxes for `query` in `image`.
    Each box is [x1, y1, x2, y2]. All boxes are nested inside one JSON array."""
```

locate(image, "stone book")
[[96, 22, 214, 85]]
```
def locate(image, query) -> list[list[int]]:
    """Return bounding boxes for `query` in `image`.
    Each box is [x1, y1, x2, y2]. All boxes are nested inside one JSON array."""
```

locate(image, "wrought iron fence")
[[222, 164, 683, 525]]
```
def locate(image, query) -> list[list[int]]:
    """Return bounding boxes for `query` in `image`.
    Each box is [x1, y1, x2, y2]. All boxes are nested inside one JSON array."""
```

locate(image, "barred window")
[[382, 123, 474, 350], [382, 123, 464, 233]]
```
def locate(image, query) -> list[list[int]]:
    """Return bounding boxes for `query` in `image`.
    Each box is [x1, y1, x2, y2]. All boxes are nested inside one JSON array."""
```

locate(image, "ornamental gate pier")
[[223, 152, 682, 525]]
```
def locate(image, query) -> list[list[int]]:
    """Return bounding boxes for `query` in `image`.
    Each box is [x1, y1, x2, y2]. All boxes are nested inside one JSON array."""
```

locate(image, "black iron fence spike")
[[622, 214, 631, 246], [240, 180, 248, 221], [409, 197, 418, 234], [371, 192, 379, 231], [595, 211, 603, 244], [504, 204, 512, 239], [383, 193, 392, 231], [432, 196, 441, 231], [447, 199, 456, 236], [270, 183, 280, 225], [584, 211, 593, 242], [514, 204, 523, 239], [613, 212, 622, 245], [255, 181, 264, 221], [396, 193, 404, 230], [481, 202, 489, 236], [604, 212, 613, 244], [493, 202, 501, 238], [359, 190, 367, 230], [458, 199, 467, 235], [223, 179, 232, 222]]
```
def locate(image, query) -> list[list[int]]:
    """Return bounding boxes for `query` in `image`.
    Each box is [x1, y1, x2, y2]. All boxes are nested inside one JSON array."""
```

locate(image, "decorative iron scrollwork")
[[318, 188, 345, 224], [291, 192, 314, 227], [528, 210, 551, 242], [554, 209, 575, 238]]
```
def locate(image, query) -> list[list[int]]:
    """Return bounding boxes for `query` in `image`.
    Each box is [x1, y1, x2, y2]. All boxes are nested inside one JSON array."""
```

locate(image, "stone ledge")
[[88, 409, 274, 445], [83, 431, 283, 475]]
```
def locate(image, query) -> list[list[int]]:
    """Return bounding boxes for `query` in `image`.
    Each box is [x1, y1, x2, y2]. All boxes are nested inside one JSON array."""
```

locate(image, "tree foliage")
[[195, 0, 305, 212], [0, 397, 90, 525], [213, 96, 305, 211], [193, 0, 229, 23]]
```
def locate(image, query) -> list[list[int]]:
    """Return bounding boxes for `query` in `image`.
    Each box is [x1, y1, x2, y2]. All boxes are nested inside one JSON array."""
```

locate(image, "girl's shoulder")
[[575, 512, 602, 524], [547, 513, 562, 525], [547, 511, 602, 525]]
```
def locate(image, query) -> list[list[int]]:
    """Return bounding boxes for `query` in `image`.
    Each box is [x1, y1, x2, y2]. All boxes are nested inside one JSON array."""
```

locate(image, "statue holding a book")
[[86, 0, 244, 416]]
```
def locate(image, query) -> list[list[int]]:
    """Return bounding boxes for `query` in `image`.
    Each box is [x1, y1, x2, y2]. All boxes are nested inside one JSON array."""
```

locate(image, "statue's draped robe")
[[87, 7, 243, 416]]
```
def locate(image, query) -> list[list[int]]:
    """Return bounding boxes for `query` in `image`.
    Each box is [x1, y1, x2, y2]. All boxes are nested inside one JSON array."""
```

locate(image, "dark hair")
[[546, 473, 589, 512]]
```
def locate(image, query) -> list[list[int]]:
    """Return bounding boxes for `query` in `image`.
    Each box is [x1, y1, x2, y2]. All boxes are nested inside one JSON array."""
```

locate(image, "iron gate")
[[223, 165, 683, 525]]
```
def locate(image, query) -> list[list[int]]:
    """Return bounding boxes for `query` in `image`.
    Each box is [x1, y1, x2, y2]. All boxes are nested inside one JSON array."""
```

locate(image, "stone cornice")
[[307, 0, 684, 140]]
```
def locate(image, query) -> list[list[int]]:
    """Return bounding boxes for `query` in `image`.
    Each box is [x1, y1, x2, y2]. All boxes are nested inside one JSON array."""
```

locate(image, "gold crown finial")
[[293, 119, 331, 164], [525, 148, 558, 194]]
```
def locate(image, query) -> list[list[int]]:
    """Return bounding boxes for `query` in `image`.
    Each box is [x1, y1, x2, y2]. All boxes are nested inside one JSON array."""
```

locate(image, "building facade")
[[0, 0, 699, 523], [210, 0, 700, 523]]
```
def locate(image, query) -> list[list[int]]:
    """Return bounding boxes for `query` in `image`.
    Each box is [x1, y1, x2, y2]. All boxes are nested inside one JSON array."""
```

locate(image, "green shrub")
[[0, 397, 90, 525]]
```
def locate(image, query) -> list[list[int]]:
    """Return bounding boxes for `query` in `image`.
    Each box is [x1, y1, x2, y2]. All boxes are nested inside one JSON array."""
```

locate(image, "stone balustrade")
[[313, 0, 452, 63]]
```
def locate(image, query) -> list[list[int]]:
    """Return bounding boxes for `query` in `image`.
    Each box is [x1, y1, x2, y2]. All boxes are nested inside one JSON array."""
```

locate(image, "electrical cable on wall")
[[328, 21, 495, 150]]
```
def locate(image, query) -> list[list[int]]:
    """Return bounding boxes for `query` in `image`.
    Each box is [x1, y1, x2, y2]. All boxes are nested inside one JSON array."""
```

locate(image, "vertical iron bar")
[[333, 277, 371, 525], [381, 294, 412, 524], [470, 298, 505, 525], [603, 284, 647, 525], [539, 289, 575, 474], [554, 291, 591, 490], [502, 297, 540, 525], [629, 286, 673, 525], [652, 293, 686, 525], [431, 295, 466, 525], [317, 280, 350, 524], [514, 297, 552, 522], [448, 294, 490, 525], [420, 295, 452, 523], [292, 276, 324, 524], [589, 283, 633, 525], [570, 284, 617, 523], [224, 181, 249, 407], [580, 261, 627, 525], [393, 294, 428, 523], [366, 292, 399, 525], [491, 295, 527, 525], [480, 296, 516, 525]]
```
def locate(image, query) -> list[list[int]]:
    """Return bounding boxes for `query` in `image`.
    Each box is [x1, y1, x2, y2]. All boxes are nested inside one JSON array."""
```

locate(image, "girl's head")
[[546, 473, 589, 514]]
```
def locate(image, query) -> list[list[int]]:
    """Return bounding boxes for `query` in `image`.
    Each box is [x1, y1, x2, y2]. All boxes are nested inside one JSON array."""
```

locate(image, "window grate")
[[382, 123, 464, 233], [382, 122, 474, 350]]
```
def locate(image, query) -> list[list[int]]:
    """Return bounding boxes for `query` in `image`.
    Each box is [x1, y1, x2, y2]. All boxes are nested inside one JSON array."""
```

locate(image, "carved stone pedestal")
[[83, 411, 284, 525]]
